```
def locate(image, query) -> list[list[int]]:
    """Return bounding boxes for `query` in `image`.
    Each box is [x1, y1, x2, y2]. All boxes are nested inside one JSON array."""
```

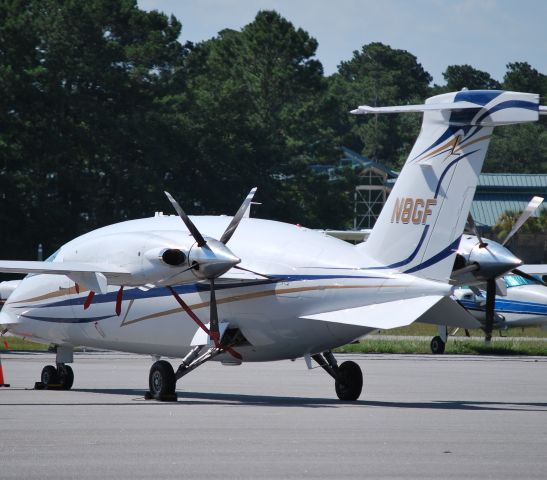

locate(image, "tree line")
[[1, 1, 546, 258]]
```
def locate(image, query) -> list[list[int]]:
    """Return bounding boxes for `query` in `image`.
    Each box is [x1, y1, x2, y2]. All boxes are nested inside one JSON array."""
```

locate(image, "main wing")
[[301, 295, 480, 330]]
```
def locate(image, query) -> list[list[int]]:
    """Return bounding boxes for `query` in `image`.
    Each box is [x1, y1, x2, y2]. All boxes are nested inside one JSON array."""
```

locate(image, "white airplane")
[[454, 272, 547, 329], [0, 90, 545, 401]]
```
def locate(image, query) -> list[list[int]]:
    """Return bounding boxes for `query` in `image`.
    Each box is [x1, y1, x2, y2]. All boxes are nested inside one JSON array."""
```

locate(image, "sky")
[[137, 0, 546, 85]]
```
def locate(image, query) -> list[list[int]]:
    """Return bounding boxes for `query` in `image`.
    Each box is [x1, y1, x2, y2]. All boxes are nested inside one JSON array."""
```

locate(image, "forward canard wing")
[[0, 260, 131, 294]]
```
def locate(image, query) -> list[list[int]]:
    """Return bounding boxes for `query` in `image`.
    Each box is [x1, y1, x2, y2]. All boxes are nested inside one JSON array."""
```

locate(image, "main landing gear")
[[35, 345, 75, 390], [430, 325, 448, 355], [312, 351, 363, 401]]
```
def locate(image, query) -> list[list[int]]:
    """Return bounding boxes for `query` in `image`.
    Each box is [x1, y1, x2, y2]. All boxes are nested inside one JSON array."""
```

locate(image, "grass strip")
[[336, 338, 547, 355]]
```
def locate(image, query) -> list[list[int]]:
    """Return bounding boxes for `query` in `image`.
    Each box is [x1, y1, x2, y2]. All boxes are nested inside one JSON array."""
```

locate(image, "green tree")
[[442, 64, 501, 91], [329, 42, 432, 169], [492, 208, 545, 244], [503, 62, 547, 96], [0, 0, 186, 257], [178, 11, 339, 224]]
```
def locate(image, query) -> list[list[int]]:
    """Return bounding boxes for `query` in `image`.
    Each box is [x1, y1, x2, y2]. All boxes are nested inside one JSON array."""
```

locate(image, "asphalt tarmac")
[[1, 352, 546, 479]]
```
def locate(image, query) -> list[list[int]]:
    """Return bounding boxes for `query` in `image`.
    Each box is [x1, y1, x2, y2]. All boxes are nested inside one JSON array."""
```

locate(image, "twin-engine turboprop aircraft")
[[1, 90, 545, 401]]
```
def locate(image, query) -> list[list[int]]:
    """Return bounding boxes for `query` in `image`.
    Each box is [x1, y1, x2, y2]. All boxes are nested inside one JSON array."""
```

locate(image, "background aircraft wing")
[[519, 264, 547, 276], [300, 295, 445, 329]]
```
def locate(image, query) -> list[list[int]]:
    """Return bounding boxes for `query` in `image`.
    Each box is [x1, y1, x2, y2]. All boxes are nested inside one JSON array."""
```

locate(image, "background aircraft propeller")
[[461, 196, 544, 343]]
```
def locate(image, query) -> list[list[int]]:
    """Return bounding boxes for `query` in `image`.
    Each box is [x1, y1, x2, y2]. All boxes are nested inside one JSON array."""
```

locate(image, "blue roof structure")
[[470, 174, 547, 229]]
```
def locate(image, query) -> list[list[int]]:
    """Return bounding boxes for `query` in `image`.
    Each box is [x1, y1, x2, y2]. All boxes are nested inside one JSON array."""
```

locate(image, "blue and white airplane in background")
[[0, 90, 545, 401], [455, 272, 547, 331]]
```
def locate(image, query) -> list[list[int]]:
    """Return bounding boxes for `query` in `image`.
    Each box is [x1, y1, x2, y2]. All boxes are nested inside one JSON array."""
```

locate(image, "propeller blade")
[[209, 278, 220, 344], [502, 196, 544, 246], [233, 265, 275, 279], [167, 286, 241, 360], [219, 187, 257, 245], [161, 263, 198, 285], [164, 191, 207, 247], [484, 278, 496, 344], [512, 268, 547, 287], [452, 263, 480, 277], [467, 213, 487, 248]]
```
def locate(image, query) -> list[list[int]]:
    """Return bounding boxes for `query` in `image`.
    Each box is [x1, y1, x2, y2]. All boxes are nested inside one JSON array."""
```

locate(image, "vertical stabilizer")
[[354, 90, 541, 282]]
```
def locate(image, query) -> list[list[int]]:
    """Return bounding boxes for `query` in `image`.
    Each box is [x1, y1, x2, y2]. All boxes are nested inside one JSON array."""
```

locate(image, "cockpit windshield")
[[504, 275, 538, 288]]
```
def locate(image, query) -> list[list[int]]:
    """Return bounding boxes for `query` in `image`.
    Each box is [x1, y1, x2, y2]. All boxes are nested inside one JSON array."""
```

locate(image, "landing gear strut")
[[312, 351, 363, 401]]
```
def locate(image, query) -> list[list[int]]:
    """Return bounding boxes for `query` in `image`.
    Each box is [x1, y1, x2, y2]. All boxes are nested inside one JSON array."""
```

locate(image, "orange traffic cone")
[[0, 354, 10, 387]]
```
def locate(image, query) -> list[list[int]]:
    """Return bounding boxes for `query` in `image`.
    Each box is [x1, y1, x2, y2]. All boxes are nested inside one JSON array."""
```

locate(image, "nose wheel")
[[36, 364, 74, 390]]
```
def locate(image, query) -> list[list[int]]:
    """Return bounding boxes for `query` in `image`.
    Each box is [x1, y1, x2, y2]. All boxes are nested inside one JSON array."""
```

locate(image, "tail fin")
[[355, 90, 542, 282]]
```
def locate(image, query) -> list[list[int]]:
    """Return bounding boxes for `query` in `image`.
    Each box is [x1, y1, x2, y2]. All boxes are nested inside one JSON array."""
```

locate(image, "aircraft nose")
[[0, 309, 19, 328]]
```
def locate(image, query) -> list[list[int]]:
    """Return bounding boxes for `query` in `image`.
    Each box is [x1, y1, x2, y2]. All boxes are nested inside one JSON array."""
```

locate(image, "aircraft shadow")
[[5, 388, 543, 411]]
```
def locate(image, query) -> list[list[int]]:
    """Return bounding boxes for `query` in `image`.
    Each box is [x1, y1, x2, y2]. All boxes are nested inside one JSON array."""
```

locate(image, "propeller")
[[165, 187, 257, 348], [484, 278, 496, 344], [459, 196, 544, 344]]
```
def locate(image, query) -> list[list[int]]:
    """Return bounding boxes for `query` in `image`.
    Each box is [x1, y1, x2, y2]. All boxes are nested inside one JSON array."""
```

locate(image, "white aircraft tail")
[[355, 90, 542, 282]]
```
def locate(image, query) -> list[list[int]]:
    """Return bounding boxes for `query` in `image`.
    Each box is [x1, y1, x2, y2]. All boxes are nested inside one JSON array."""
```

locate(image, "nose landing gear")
[[35, 345, 75, 390], [36, 364, 74, 390]]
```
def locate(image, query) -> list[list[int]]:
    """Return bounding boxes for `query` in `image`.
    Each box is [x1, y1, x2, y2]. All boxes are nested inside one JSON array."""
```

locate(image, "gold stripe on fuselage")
[[120, 283, 402, 326], [9, 284, 87, 305]]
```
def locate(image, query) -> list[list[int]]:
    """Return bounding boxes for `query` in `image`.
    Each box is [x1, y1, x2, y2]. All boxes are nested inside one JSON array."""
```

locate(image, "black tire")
[[335, 361, 363, 401], [41, 365, 59, 385], [149, 360, 176, 401], [59, 365, 74, 390], [430, 336, 446, 354]]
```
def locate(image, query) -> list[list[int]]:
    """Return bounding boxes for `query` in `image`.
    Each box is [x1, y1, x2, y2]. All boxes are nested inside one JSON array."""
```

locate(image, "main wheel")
[[430, 336, 446, 354], [41, 365, 59, 385], [149, 360, 176, 401], [59, 365, 74, 390], [335, 361, 363, 401]]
